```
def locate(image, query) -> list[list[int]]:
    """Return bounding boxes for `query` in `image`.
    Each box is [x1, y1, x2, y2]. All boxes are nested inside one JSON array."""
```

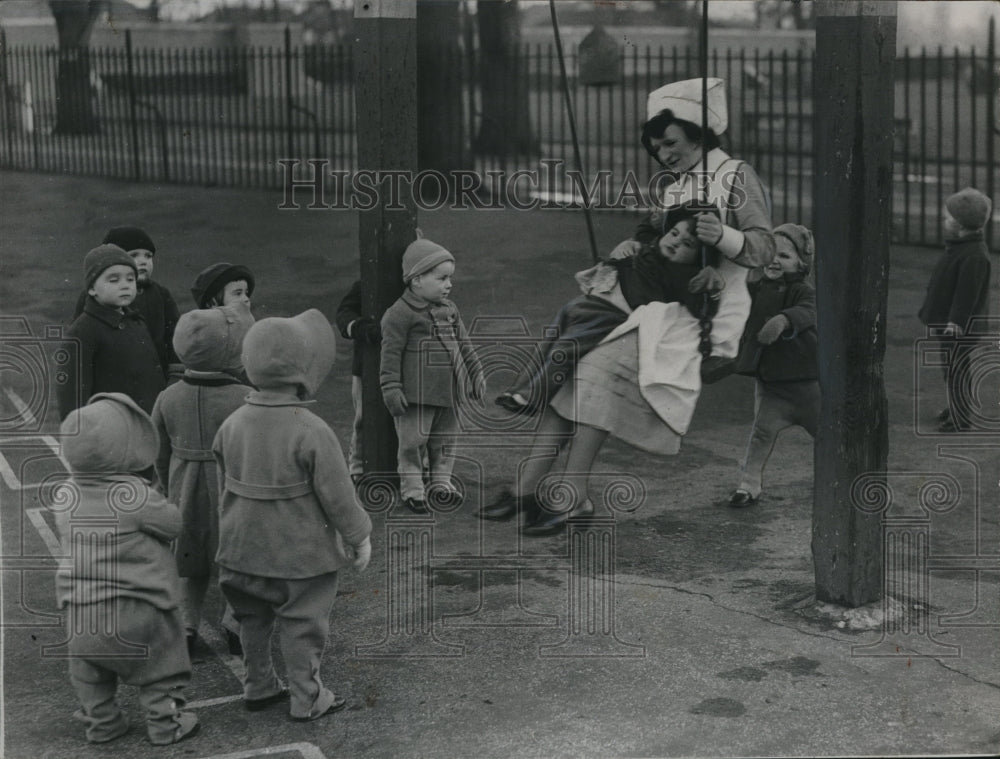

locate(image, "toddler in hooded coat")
[[213, 309, 372, 721], [54, 393, 199, 745], [152, 304, 255, 655]]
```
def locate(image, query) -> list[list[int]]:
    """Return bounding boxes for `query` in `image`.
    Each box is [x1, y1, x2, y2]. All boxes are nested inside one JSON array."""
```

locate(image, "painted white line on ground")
[[187, 693, 245, 710], [25, 508, 63, 560], [193, 742, 328, 759]]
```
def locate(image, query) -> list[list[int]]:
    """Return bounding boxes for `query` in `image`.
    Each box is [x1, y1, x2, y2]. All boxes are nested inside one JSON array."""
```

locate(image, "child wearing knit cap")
[[58, 244, 166, 420], [54, 393, 199, 746], [919, 187, 993, 432], [152, 305, 255, 657], [72, 227, 182, 380], [380, 238, 486, 513], [728, 223, 819, 508], [213, 310, 372, 720]]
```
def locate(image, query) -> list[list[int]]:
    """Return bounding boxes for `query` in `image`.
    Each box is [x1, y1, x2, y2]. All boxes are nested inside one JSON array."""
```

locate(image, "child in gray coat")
[[54, 393, 199, 745]]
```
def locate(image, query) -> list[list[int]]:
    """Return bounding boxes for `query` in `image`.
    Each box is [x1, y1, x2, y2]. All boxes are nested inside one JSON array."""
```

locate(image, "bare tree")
[[49, 0, 105, 134], [473, 0, 537, 158]]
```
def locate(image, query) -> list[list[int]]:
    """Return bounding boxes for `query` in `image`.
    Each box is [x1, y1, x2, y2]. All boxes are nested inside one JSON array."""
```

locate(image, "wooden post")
[[354, 0, 418, 478], [813, 0, 897, 607]]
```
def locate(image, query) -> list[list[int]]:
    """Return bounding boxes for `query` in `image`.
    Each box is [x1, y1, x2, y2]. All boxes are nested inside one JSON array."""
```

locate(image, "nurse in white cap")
[[482, 78, 777, 536]]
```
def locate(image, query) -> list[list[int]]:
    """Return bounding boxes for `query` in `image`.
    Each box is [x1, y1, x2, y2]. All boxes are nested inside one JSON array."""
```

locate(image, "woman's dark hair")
[[641, 109, 721, 164]]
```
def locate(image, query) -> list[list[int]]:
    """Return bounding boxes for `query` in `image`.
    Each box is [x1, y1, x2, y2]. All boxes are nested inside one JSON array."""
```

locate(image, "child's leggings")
[[737, 378, 820, 498], [506, 295, 628, 408], [219, 568, 342, 720], [394, 404, 458, 501], [66, 598, 197, 744]]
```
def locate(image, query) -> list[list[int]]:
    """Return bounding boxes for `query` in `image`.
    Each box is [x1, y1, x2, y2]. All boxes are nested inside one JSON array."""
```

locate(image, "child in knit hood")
[[58, 244, 166, 419], [213, 309, 372, 721], [918, 187, 993, 432], [71, 227, 182, 380], [152, 305, 255, 657], [54, 393, 199, 746], [729, 223, 819, 507], [380, 238, 486, 513]]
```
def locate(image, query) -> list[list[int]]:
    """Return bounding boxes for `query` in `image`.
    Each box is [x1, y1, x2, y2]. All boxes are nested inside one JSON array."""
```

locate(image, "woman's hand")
[[608, 239, 641, 260], [696, 213, 724, 247]]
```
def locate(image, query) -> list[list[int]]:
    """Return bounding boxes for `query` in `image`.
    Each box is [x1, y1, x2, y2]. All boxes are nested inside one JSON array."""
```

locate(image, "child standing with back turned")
[[55, 393, 199, 746], [213, 309, 372, 720]]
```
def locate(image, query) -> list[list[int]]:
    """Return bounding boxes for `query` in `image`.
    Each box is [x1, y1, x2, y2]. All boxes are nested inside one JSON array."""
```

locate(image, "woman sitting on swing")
[[481, 77, 776, 536]]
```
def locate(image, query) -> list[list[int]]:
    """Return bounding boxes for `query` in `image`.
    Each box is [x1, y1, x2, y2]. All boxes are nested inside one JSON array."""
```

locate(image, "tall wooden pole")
[[813, 1, 897, 607], [354, 0, 418, 478]]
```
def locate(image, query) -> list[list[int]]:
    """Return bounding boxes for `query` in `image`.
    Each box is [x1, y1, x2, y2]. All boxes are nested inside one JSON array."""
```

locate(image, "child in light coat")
[[380, 239, 485, 513], [54, 393, 199, 745], [152, 305, 255, 656], [729, 223, 819, 507], [213, 309, 372, 720]]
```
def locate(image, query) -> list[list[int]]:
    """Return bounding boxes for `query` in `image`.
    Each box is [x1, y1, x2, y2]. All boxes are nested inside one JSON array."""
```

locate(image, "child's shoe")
[[427, 483, 463, 511], [290, 692, 347, 722], [728, 489, 757, 508], [245, 688, 290, 712], [495, 392, 530, 414], [403, 497, 428, 514], [148, 712, 199, 745], [75, 709, 130, 744]]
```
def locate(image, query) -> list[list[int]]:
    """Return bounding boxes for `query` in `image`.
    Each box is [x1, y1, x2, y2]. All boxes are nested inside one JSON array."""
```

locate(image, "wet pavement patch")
[[762, 656, 825, 677], [717, 666, 768, 682], [689, 697, 747, 717]]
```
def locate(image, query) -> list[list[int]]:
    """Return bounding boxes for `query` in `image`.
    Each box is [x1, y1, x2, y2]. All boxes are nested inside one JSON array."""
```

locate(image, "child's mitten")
[[382, 387, 408, 417], [757, 314, 790, 345]]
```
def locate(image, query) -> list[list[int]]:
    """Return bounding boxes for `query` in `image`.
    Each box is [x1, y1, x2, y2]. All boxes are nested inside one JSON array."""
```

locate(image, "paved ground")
[[1, 169, 998, 758]]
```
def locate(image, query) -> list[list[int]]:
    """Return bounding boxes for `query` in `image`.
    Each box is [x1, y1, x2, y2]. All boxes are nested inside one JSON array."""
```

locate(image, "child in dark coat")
[[380, 239, 486, 513], [72, 227, 182, 380], [191, 262, 255, 310], [59, 244, 166, 419], [214, 309, 372, 721], [495, 205, 722, 415], [918, 187, 993, 432], [729, 223, 819, 508], [152, 305, 255, 656], [54, 393, 199, 745]]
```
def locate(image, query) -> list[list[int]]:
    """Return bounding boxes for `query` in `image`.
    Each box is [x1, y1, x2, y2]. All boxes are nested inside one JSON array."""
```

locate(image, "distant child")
[[496, 204, 721, 414], [54, 393, 199, 745], [335, 279, 380, 485], [918, 187, 993, 432], [58, 244, 166, 419], [728, 223, 819, 508], [72, 227, 182, 380], [191, 262, 255, 310], [152, 306, 255, 657], [213, 309, 372, 720], [380, 238, 485, 513]]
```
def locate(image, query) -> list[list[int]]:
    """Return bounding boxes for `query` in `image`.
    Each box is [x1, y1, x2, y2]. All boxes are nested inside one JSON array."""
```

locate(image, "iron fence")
[[1, 26, 996, 247]]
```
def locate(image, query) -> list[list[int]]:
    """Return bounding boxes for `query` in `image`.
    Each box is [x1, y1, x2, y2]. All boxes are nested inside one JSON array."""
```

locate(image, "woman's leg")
[[523, 421, 608, 536], [479, 407, 572, 521]]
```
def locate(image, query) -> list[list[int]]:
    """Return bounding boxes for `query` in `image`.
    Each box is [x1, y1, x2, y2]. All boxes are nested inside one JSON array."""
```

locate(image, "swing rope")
[[697, 0, 715, 364], [548, 0, 600, 264]]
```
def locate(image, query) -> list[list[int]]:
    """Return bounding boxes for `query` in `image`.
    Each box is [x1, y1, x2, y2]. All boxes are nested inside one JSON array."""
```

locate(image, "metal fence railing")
[[1, 26, 996, 247]]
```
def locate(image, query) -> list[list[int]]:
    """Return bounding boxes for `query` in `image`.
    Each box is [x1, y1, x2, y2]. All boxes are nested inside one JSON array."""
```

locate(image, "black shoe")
[[728, 490, 757, 508], [521, 506, 570, 536], [186, 631, 197, 657], [225, 629, 243, 656], [520, 493, 542, 528], [403, 497, 429, 514], [479, 488, 518, 520], [245, 688, 290, 712]]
